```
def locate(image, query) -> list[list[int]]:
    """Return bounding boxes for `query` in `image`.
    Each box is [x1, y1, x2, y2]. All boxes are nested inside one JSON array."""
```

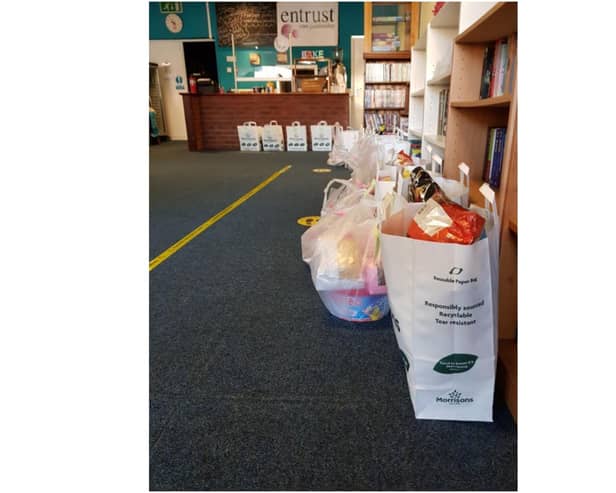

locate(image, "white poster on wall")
[[276, 2, 338, 47]]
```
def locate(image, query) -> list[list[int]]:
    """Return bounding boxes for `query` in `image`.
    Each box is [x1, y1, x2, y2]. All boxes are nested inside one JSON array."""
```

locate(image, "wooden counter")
[[181, 93, 350, 151]]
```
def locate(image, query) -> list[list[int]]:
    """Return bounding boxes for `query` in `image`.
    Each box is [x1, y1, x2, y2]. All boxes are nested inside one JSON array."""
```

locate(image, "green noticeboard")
[[160, 2, 183, 14]]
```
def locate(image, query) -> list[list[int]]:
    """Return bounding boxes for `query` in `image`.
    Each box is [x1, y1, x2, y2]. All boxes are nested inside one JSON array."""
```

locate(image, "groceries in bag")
[[301, 192, 389, 322], [380, 183, 500, 421]]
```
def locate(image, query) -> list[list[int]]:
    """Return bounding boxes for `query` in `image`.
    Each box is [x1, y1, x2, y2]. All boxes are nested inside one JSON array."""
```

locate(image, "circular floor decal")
[[297, 216, 320, 227], [312, 168, 332, 173]]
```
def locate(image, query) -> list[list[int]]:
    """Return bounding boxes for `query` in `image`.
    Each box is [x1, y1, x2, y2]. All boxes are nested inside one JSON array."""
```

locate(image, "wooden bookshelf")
[[363, 51, 411, 61], [407, 2, 460, 162], [443, 2, 518, 421], [362, 3, 421, 134], [450, 94, 511, 108]]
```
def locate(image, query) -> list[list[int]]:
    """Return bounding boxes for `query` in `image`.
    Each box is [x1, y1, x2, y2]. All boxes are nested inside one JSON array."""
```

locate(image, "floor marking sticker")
[[297, 216, 320, 227], [312, 168, 332, 173], [150, 164, 292, 271]]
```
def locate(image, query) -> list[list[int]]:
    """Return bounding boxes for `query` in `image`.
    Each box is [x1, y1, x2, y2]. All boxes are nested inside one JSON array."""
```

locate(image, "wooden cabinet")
[[362, 3, 420, 134], [441, 2, 518, 421], [363, 2, 420, 58]]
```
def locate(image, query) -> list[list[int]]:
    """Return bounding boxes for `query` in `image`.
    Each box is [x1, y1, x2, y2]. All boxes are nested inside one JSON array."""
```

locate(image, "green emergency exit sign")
[[160, 2, 182, 14]]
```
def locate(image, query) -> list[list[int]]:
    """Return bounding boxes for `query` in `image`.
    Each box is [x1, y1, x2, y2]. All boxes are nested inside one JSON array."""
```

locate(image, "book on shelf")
[[364, 85, 407, 109], [365, 62, 410, 83], [483, 127, 506, 187], [410, 136, 422, 158], [372, 16, 405, 23], [490, 128, 506, 188], [480, 37, 513, 99], [364, 110, 402, 134], [437, 88, 449, 137], [479, 45, 495, 99]]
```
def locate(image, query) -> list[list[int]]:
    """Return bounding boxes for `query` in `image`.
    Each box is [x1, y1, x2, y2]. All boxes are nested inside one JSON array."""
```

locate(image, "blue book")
[[489, 128, 506, 187]]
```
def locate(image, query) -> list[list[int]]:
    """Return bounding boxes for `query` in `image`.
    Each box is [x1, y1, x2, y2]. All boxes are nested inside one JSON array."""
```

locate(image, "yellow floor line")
[[149, 164, 292, 272]]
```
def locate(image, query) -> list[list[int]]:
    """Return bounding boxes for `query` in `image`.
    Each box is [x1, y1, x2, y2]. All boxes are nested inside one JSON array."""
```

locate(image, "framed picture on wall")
[[249, 53, 261, 65], [276, 52, 288, 64]]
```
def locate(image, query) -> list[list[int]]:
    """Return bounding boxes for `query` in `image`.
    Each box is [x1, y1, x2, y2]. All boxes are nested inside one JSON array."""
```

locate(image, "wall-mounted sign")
[[160, 2, 182, 14], [277, 2, 338, 46], [301, 49, 325, 59], [175, 75, 185, 90], [216, 2, 277, 47]]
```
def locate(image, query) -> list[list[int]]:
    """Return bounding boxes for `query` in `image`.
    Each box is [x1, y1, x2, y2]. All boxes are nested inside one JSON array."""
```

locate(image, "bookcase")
[[441, 2, 517, 421], [362, 2, 420, 134], [408, 2, 460, 161]]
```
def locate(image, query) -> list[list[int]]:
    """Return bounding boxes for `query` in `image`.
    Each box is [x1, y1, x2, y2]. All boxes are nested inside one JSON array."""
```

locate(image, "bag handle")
[[318, 120, 328, 126], [458, 162, 470, 188], [291, 121, 301, 126], [431, 154, 443, 176], [479, 183, 497, 215], [244, 121, 257, 127], [268, 120, 279, 126], [321, 179, 358, 212]]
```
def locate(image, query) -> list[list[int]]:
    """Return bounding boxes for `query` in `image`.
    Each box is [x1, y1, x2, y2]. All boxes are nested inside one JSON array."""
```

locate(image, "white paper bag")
[[286, 121, 307, 151], [237, 121, 261, 151], [310, 120, 333, 151], [375, 128, 411, 162], [262, 120, 284, 151], [333, 124, 360, 153], [380, 184, 500, 422]]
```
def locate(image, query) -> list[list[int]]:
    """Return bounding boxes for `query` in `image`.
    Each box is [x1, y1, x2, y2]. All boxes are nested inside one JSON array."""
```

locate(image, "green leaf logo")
[[433, 354, 478, 374]]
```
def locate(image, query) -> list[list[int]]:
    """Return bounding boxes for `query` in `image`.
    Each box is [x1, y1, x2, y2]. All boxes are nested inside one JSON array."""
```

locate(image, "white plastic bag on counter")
[[380, 184, 500, 421]]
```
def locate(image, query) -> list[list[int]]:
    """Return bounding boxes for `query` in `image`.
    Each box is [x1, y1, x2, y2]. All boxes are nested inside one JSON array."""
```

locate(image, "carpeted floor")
[[149, 141, 517, 491]]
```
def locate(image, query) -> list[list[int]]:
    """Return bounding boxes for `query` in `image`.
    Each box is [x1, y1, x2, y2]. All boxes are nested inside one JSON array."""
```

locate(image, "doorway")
[[183, 40, 218, 84]]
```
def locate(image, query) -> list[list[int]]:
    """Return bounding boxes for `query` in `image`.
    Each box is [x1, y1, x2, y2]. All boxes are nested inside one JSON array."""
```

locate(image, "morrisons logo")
[[436, 389, 474, 405]]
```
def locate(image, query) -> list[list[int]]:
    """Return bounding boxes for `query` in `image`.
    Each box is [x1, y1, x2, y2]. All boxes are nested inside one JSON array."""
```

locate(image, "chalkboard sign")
[[216, 2, 277, 47]]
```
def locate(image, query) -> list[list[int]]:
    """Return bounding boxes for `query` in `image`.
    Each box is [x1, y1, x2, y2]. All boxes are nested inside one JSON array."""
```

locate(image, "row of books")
[[364, 87, 407, 109], [371, 33, 401, 52], [483, 127, 507, 188], [437, 88, 449, 136], [364, 110, 402, 134], [365, 62, 410, 82], [479, 35, 517, 99], [410, 137, 422, 158]]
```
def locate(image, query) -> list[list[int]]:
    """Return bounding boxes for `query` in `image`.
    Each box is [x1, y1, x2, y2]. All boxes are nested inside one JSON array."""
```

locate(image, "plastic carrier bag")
[[301, 192, 389, 322]]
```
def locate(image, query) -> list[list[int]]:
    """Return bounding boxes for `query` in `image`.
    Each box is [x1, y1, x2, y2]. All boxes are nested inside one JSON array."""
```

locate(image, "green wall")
[[149, 2, 364, 90]]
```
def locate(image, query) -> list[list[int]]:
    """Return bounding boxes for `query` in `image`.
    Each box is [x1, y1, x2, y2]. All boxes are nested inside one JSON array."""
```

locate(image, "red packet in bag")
[[407, 198, 485, 245]]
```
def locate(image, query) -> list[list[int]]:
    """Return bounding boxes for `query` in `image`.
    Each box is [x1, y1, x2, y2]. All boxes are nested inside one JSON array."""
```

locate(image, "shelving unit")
[[362, 2, 420, 134], [442, 2, 517, 421], [407, 2, 461, 160]]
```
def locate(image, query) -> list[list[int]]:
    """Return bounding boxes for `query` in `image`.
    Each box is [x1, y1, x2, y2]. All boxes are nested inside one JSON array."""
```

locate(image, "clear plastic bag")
[[301, 193, 389, 322]]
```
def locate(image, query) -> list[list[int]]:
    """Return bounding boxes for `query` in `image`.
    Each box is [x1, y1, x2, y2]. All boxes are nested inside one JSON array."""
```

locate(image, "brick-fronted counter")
[[181, 93, 349, 151]]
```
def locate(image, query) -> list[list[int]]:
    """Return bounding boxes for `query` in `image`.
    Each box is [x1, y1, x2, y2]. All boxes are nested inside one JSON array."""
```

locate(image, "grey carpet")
[[149, 141, 517, 490]]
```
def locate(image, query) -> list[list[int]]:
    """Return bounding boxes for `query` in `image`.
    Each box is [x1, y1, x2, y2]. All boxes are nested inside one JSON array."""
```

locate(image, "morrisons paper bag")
[[310, 120, 333, 151], [380, 184, 500, 421], [237, 121, 261, 151], [262, 120, 284, 151], [286, 121, 308, 151]]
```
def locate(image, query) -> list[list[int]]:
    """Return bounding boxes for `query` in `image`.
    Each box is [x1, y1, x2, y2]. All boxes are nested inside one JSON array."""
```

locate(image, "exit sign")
[[160, 2, 182, 14]]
